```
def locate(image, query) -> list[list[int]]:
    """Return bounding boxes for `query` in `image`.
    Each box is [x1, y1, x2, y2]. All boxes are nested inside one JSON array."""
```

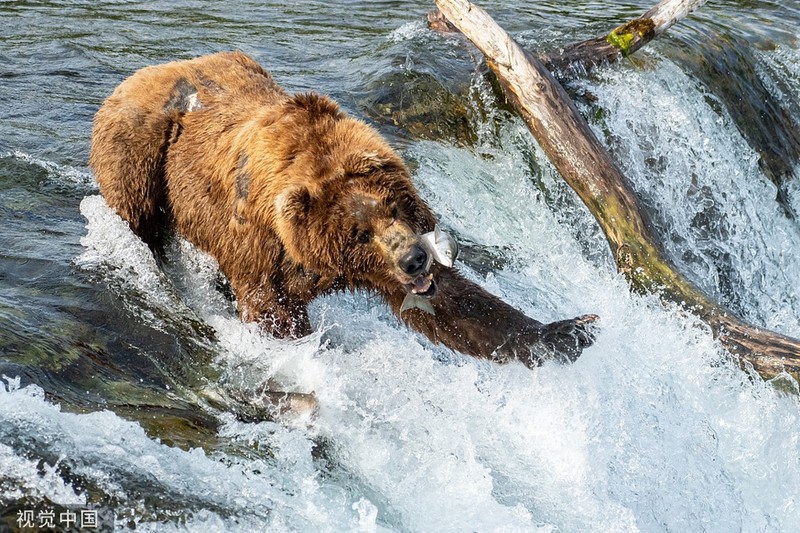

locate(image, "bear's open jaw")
[[407, 272, 436, 297], [399, 226, 456, 302], [400, 273, 437, 315]]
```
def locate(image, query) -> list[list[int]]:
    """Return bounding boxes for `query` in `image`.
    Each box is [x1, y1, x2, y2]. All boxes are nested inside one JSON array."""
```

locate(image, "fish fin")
[[416, 298, 436, 315], [400, 294, 436, 315]]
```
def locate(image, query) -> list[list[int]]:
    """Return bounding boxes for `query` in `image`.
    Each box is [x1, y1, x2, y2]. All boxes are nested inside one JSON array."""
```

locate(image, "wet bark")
[[435, 0, 800, 381]]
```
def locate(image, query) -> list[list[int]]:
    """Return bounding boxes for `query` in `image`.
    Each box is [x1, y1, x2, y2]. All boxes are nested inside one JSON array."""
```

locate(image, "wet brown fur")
[[90, 51, 595, 365]]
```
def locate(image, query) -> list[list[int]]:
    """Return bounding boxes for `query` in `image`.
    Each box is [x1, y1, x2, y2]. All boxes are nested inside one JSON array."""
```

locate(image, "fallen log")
[[545, 0, 800, 215], [430, 0, 798, 217], [429, 0, 707, 74], [541, 0, 707, 73], [435, 0, 800, 381]]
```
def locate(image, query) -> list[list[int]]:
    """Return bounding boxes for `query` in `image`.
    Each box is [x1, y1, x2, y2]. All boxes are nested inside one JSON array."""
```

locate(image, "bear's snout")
[[374, 225, 436, 296], [398, 245, 429, 277]]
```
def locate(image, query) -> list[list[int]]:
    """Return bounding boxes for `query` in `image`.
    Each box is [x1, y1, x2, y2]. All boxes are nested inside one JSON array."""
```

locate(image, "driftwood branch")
[[430, 0, 798, 217], [541, 0, 707, 73], [435, 0, 800, 381], [429, 0, 707, 74]]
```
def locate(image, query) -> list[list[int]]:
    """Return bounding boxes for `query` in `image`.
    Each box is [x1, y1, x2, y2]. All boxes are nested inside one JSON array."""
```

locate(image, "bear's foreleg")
[[385, 267, 597, 367]]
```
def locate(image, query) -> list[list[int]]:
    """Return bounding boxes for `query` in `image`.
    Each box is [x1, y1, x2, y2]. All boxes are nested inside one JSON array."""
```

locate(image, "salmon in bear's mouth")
[[399, 226, 458, 315]]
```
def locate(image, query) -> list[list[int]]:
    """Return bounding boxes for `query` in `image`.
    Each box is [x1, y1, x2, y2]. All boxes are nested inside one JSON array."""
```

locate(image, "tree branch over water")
[[542, 0, 707, 73], [429, 0, 707, 74], [434, 0, 800, 381], [430, 0, 799, 216]]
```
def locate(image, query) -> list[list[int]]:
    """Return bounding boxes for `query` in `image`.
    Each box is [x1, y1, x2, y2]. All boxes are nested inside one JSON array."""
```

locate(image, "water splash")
[[0, 376, 367, 531], [5, 26, 800, 533], [577, 53, 800, 337]]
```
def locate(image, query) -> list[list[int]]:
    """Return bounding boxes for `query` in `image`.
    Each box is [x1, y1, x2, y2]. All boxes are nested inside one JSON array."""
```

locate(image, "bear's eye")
[[356, 229, 373, 244]]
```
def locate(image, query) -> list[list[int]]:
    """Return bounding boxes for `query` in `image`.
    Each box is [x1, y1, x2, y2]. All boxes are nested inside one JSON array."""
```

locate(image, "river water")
[[2, 1, 800, 531]]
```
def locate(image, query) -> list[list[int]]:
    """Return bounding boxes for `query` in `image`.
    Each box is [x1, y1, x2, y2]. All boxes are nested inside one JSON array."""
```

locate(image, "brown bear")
[[89, 51, 597, 367]]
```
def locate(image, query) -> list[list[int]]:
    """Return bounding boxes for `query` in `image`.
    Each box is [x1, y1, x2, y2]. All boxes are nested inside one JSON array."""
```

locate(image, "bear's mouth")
[[404, 273, 437, 298]]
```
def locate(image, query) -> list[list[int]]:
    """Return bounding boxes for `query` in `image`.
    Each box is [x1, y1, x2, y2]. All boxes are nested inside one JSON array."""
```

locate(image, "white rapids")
[[3, 43, 800, 532]]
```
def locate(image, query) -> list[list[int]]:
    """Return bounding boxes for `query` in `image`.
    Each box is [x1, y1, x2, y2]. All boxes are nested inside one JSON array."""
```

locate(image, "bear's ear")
[[287, 93, 341, 119], [342, 151, 402, 176], [275, 185, 311, 224]]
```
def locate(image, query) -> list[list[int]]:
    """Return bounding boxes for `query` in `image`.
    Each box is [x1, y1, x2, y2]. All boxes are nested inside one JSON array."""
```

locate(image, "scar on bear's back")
[[163, 78, 203, 114]]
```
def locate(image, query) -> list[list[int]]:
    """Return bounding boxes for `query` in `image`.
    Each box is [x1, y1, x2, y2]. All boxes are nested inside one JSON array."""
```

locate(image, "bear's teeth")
[[411, 274, 433, 294]]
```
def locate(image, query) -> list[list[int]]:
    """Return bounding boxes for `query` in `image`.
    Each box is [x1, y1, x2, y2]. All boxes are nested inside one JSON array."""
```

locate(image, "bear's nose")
[[399, 245, 428, 277]]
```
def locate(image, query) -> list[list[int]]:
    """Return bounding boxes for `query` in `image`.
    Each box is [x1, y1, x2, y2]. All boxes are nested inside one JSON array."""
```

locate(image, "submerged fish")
[[400, 226, 459, 315]]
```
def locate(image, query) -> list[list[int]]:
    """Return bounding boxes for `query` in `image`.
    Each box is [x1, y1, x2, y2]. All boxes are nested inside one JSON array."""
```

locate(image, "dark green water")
[[2, 1, 800, 531]]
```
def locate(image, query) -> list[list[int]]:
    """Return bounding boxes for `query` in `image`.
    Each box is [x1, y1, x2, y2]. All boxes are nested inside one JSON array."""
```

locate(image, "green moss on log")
[[607, 18, 657, 57]]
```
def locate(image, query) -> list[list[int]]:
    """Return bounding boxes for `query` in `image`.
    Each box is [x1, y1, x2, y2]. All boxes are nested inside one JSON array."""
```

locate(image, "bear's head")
[[273, 147, 441, 301]]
